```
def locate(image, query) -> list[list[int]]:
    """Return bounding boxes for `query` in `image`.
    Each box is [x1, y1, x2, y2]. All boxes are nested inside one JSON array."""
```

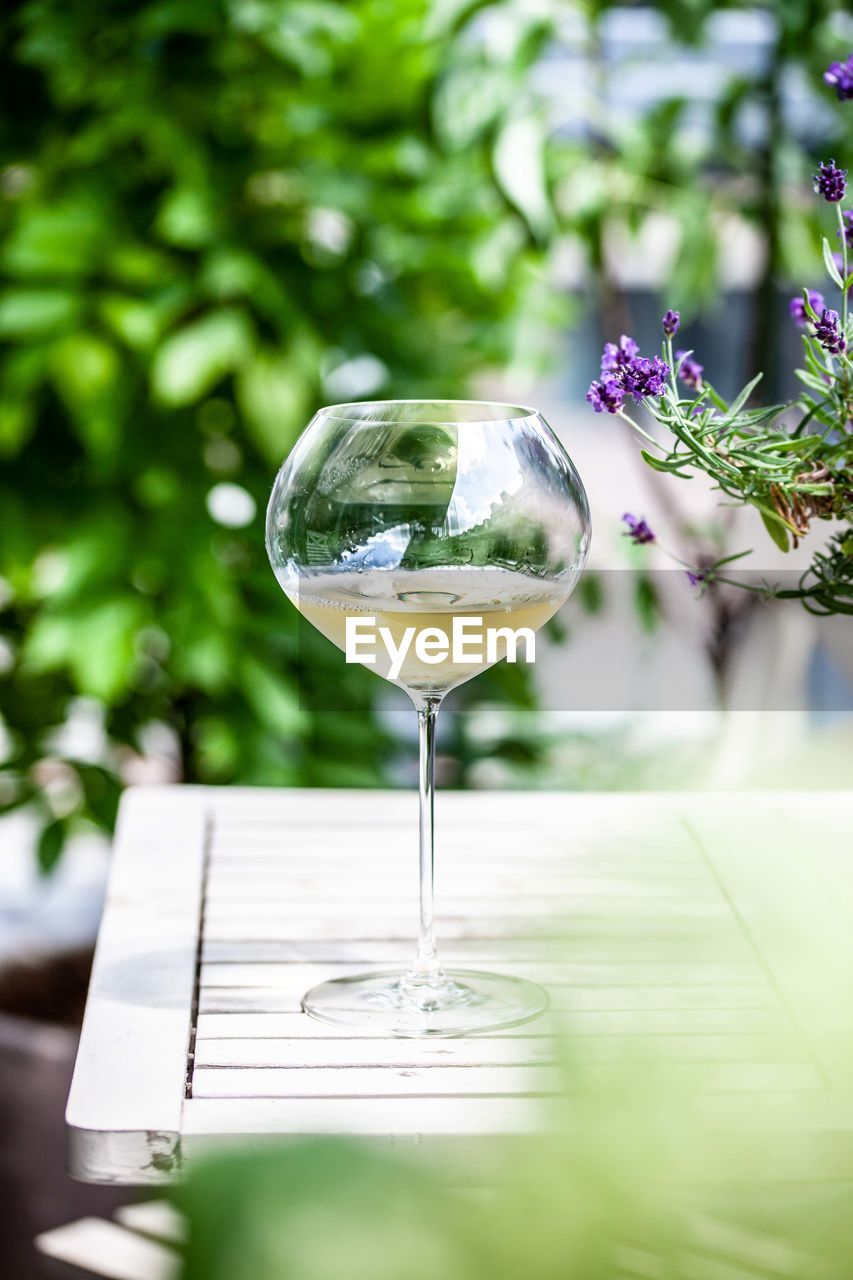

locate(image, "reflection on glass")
[[267, 400, 590, 1035]]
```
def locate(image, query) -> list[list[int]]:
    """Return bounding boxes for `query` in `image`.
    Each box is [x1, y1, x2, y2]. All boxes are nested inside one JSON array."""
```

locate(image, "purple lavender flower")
[[788, 290, 826, 328], [814, 159, 847, 203], [590, 336, 669, 413], [662, 309, 680, 337], [814, 308, 847, 355], [621, 355, 669, 402], [675, 350, 704, 390], [601, 334, 639, 374], [622, 513, 655, 545], [838, 211, 853, 252], [686, 569, 706, 587], [824, 54, 853, 102], [586, 375, 625, 415]]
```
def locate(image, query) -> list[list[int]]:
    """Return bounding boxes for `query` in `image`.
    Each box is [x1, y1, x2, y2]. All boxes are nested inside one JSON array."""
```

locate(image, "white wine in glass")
[[266, 400, 590, 1035], [284, 566, 568, 693]]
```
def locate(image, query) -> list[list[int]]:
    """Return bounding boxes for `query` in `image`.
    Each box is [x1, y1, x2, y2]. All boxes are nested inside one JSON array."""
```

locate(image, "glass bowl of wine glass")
[[266, 400, 590, 1035]]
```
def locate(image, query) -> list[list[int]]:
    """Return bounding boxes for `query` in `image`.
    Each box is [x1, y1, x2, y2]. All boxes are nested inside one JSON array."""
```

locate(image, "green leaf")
[[794, 368, 829, 392], [193, 716, 241, 780], [578, 572, 604, 615], [493, 115, 552, 240], [706, 384, 729, 413], [712, 549, 753, 568], [0, 289, 79, 338], [24, 614, 77, 669], [634, 576, 660, 633], [50, 333, 123, 458], [175, 634, 234, 693], [760, 510, 790, 553], [802, 339, 825, 378], [37, 817, 66, 875], [152, 310, 253, 406], [26, 598, 145, 702], [822, 237, 844, 288], [241, 657, 307, 737], [0, 400, 35, 455], [99, 294, 163, 351], [75, 600, 141, 701], [773, 433, 825, 453], [155, 187, 217, 249], [721, 373, 762, 424], [434, 64, 511, 149], [236, 349, 312, 463], [640, 449, 692, 477], [2, 198, 104, 277], [76, 764, 121, 832]]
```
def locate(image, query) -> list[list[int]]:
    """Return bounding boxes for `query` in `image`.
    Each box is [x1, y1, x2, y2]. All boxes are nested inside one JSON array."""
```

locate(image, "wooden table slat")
[[67, 787, 853, 1185], [193, 1032, 807, 1069], [190, 1060, 825, 1099], [195, 1006, 796, 1038]]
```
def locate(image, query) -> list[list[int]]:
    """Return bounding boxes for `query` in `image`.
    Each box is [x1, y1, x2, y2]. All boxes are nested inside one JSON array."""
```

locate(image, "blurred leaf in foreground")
[[174, 1040, 853, 1280]]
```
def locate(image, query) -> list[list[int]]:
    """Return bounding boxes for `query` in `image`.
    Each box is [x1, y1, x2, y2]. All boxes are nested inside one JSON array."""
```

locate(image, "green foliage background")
[[1, 0, 851, 866], [0, 0, 563, 865]]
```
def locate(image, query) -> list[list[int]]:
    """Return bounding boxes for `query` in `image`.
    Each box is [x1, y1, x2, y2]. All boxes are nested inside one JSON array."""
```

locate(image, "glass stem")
[[409, 695, 443, 984]]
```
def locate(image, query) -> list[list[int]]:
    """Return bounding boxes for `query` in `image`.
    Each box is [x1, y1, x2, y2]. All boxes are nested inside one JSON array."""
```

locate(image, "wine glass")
[[266, 400, 590, 1035]]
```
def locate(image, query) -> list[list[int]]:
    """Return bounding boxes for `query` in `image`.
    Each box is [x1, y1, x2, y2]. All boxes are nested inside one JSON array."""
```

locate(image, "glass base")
[[302, 969, 549, 1037]]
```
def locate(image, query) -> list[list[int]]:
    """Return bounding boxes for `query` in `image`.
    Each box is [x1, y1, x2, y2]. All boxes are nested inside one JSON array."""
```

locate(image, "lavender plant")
[[588, 57, 853, 617]]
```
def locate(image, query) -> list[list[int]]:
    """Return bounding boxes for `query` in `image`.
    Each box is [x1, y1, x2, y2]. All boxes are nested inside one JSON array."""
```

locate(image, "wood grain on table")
[[66, 787, 853, 1185]]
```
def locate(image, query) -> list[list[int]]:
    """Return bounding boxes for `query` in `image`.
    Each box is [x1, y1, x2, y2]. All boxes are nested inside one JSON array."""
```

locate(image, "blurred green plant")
[[549, 1, 852, 683], [172, 1062, 853, 1280], [0, 0, 565, 866], [425, 0, 852, 682], [550, 1, 852, 366]]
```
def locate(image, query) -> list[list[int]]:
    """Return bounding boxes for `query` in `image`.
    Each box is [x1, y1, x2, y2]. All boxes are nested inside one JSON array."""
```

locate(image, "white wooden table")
[[66, 786, 853, 1186]]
